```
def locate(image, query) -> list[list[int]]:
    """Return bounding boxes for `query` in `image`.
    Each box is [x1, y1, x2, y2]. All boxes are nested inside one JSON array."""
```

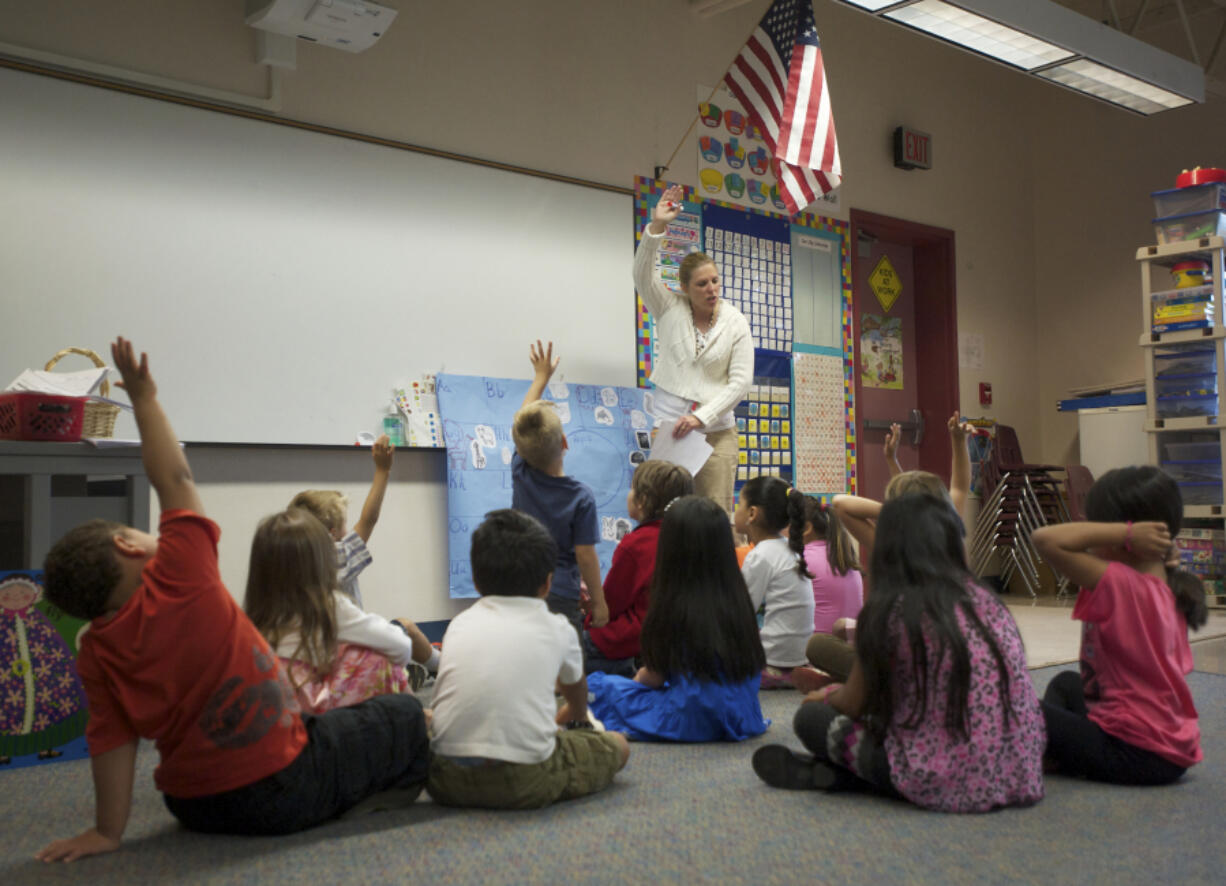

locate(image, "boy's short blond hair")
[[288, 489, 349, 534], [885, 470, 951, 506], [513, 400, 564, 471]]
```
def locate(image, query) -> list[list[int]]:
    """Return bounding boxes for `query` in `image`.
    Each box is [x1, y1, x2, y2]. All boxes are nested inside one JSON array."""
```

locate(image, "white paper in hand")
[[648, 419, 714, 477]]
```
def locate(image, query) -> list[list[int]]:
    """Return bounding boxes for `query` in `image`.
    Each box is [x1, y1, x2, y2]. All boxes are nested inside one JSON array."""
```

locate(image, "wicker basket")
[[44, 347, 120, 439]]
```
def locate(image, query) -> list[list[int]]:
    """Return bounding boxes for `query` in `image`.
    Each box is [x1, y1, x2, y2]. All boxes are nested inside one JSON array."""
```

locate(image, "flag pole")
[[654, 9, 764, 181]]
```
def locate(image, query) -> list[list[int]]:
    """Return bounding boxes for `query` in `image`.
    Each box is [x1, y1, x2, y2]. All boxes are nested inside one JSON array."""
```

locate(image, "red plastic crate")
[[0, 392, 85, 441]]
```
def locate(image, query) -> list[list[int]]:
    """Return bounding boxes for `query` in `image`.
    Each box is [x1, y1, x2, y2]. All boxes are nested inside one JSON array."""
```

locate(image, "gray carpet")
[[5, 667, 1223, 885]]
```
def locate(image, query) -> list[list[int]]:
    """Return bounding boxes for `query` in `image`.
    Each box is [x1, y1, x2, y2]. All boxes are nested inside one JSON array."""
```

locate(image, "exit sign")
[[893, 126, 932, 170]]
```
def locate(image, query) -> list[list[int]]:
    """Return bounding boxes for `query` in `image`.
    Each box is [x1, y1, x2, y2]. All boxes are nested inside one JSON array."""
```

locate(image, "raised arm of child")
[[948, 412, 973, 525], [111, 337, 203, 516], [883, 422, 903, 479], [1032, 521, 1171, 589], [575, 545, 609, 628], [36, 740, 137, 863], [831, 494, 882, 570], [352, 434, 392, 543], [521, 340, 559, 411]]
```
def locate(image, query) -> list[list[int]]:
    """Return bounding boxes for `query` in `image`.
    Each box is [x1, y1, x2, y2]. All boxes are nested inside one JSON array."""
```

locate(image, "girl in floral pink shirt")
[[753, 493, 1045, 812], [1032, 465, 1205, 785]]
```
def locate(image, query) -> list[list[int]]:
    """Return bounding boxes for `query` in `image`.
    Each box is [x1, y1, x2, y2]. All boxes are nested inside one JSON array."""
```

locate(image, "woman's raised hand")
[[649, 184, 685, 233]]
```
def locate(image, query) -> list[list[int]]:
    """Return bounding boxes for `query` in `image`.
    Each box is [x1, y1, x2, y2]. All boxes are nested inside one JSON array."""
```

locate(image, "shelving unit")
[[1138, 235, 1226, 608]]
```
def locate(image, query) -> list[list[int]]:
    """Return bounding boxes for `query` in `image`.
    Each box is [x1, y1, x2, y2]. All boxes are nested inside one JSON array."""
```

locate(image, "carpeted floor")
[[5, 667, 1223, 885]]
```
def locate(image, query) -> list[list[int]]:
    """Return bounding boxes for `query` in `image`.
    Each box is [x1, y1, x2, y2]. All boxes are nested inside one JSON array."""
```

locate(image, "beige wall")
[[4, 0, 1220, 616]]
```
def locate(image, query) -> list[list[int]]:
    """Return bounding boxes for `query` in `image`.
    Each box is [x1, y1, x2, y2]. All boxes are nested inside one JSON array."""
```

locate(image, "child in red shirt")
[[36, 338, 428, 863], [584, 460, 693, 675], [1032, 465, 1206, 785]]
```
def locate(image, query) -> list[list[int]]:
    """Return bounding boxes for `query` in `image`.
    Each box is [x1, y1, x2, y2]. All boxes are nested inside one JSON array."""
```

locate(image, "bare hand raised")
[[528, 340, 560, 383], [110, 336, 156, 403]]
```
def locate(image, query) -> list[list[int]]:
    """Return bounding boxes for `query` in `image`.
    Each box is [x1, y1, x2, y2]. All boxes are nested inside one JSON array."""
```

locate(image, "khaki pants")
[[694, 426, 739, 517], [806, 633, 856, 683], [426, 729, 623, 810]]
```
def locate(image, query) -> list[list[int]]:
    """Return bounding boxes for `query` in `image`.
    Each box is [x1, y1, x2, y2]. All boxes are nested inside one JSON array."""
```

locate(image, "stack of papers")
[[6, 367, 111, 397]]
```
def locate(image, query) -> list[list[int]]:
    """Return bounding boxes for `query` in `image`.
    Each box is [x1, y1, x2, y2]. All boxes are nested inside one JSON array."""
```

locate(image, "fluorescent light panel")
[[836, 0, 1204, 114], [885, 0, 1074, 70], [1037, 59, 1195, 114]]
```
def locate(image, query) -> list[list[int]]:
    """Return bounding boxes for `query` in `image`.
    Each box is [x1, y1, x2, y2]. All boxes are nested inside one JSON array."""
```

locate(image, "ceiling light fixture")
[[836, 0, 1203, 114]]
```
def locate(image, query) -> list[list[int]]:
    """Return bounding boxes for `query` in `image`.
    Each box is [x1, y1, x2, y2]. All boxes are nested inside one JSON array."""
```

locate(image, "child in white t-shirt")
[[428, 510, 630, 809]]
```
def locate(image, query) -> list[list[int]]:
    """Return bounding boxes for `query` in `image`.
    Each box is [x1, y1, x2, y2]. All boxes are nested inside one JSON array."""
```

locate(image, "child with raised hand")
[[584, 460, 694, 676], [244, 508, 434, 713], [736, 476, 826, 691], [290, 434, 393, 611], [1031, 465, 1205, 785], [512, 340, 609, 636], [428, 509, 630, 809], [584, 496, 767, 740], [834, 411, 974, 570], [800, 495, 862, 635], [37, 338, 428, 863], [753, 494, 1045, 812]]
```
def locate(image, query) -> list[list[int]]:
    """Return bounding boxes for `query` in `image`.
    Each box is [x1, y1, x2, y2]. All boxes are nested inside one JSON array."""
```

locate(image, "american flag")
[[724, 0, 842, 215]]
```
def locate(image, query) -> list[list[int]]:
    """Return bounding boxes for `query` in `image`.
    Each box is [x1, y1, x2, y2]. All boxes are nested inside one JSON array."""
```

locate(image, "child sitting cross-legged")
[[244, 509, 435, 714], [512, 340, 609, 639], [427, 509, 630, 810], [37, 338, 429, 863], [752, 493, 1045, 812], [584, 495, 769, 741], [1032, 465, 1205, 786], [735, 476, 827, 691], [289, 438, 440, 676], [583, 459, 694, 676]]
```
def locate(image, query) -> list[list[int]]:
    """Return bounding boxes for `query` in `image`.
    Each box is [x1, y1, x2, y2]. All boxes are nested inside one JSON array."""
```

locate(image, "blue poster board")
[[437, 374, 653, 599]]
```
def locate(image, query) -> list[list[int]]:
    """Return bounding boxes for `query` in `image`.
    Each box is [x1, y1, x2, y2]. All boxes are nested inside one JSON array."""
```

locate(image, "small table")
[[0, 441, 150, 570]]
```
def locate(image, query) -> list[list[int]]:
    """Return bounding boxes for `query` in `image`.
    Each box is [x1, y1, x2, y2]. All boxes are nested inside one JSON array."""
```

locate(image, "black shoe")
[[752, 744, 838, 790]]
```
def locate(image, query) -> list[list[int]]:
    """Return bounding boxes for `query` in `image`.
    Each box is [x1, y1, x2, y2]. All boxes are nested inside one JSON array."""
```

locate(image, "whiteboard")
[[0, 68, 634, 444]]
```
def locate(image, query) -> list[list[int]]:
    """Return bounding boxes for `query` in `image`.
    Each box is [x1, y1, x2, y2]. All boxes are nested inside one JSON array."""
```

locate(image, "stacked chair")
[[969, 425, 1072, 597]]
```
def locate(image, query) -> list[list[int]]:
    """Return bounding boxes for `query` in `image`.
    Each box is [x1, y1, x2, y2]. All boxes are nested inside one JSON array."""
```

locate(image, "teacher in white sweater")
[[633, 184, 754, 515]]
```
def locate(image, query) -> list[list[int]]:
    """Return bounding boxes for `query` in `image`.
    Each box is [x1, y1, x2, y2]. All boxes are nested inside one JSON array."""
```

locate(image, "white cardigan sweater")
[[633, 226, 754, 428]]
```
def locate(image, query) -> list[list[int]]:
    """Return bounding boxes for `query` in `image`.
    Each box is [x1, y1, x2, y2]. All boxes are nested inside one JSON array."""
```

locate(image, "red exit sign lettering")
[[893, 126, 932, 170]]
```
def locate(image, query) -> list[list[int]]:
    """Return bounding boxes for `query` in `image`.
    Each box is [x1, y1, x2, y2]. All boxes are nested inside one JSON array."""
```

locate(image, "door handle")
[[862, 409, 924, 446]]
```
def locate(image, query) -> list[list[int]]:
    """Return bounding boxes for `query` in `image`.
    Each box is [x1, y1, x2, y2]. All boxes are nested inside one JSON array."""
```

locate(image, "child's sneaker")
[[789, 666, 833, 694], [759, 666, 793, 690], [752, 745, 839, 790]]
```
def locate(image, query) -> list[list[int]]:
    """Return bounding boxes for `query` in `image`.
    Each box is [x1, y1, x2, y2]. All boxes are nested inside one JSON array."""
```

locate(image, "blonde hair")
[[885, 470, 952, 506], [631, 460, 694, 521], [679, 251, 717, 288], [287, 489, 348, 534], [513, 399, 564, 470], [243, 509, 339, 687]]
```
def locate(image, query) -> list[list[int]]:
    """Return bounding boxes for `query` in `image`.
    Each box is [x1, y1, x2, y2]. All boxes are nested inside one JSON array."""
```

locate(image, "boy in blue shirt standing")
[[512, 341, 608, 635]]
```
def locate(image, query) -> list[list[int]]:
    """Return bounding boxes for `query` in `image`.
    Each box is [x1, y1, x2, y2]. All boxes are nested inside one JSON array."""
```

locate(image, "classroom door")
[[851, 210, 958, 501]]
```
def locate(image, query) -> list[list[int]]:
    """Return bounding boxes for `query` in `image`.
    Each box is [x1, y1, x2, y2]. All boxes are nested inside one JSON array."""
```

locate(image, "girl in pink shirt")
[[1032, 465, 1206, 785], [753, 493, 1045, 812], [800, 495, 862, 634]]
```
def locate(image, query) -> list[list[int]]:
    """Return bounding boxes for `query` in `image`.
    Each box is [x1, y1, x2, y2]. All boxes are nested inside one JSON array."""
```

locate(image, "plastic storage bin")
[[1156, 393, 1218, 419], [0, 392, 85, 441], [1155, 375, 1216, 399], [1179, 482, 1224, 506], [1154, 345, 1216, 378], [1152, 182, 1226, 219], [1162, 460, 1223, 484], [1153, 210, 1226, 245], [1163, 439, 1221, 461]]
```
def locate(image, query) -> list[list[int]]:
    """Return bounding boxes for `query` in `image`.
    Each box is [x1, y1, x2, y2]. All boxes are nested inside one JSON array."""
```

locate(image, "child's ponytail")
[[786, 489, 815, 579], [1167, 567, 1208, 630], [802, 495, 858, 577]]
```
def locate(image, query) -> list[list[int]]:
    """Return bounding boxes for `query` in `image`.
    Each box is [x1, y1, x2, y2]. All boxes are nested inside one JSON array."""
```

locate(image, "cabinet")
[[0, 441, 150, 570], [1138, 235, 1226, 608]]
